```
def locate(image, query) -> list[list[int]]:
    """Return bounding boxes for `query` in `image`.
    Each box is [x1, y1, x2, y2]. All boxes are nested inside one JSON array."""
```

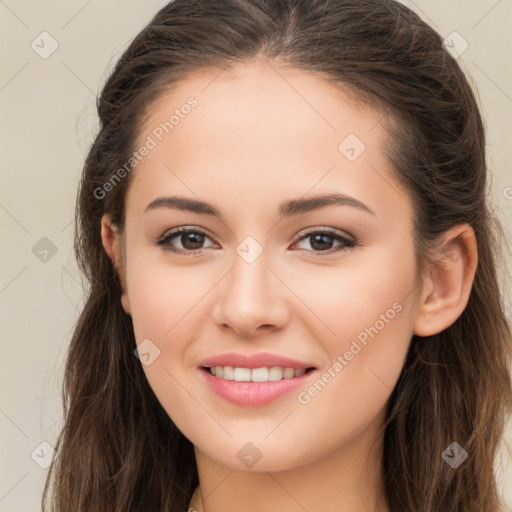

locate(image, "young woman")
[[42, 0, 512, 510]]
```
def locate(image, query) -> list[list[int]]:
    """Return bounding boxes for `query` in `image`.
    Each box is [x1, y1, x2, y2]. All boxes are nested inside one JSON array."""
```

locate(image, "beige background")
[[0, 0, 511, 510]]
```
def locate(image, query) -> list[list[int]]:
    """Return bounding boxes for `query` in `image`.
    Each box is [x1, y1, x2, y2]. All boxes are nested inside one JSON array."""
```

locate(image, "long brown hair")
[[42, 0, 512, 510]]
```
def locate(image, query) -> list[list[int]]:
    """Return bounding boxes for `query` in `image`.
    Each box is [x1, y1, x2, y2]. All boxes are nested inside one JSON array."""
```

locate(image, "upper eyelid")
[[295, 226, 354, 241]]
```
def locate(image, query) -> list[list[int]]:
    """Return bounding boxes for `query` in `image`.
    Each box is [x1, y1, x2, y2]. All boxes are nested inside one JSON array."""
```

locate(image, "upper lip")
[[198, 352, 316, 370]]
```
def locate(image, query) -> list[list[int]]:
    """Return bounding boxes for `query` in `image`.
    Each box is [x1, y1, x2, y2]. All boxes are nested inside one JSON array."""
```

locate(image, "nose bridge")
[[213, 242, 288, 336]]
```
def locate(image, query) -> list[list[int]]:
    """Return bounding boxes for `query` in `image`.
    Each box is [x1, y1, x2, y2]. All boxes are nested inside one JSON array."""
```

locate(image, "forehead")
[[136, 58, 384, 153], [126, 59, 411, 226]]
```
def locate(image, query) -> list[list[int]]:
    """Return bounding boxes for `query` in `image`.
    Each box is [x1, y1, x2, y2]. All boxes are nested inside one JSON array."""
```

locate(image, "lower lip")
[[199, 367, 316, 406]]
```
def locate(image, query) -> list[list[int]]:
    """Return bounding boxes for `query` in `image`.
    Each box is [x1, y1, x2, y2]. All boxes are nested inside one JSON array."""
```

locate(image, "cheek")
[[292, 246, 415, 348], [290, 251, 415, 419], [282, 284, 414, 469], [125, 252, 211, 407], [125, 247, 208, 341]]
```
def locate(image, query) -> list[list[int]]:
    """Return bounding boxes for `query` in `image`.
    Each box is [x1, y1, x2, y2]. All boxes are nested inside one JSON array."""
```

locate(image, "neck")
[[188, 409, 390, 512]]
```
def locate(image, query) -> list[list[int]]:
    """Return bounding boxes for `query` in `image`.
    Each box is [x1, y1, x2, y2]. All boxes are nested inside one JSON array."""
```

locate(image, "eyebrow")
[[144, 193, 376, 218]]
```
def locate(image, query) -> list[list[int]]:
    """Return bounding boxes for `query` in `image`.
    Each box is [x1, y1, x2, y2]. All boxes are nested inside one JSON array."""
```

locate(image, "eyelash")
[[155, 226, 357, 256]]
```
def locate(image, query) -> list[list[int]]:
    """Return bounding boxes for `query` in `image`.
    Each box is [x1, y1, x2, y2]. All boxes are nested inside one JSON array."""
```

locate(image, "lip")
[[198, 352, 316, 370], [197, 352, 318, 407], [199, 366, 318, 407]]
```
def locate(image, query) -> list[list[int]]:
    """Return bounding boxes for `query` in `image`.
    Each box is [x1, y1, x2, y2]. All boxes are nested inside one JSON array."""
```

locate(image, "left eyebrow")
[[144, 193, 376, 219], [279, 193, 376, 217]]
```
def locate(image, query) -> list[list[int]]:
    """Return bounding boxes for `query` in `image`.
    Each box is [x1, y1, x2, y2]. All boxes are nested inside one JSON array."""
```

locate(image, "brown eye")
[[179, 232, 206, 250], [157, 227, 215, 253], [293, 229, 356, 254]]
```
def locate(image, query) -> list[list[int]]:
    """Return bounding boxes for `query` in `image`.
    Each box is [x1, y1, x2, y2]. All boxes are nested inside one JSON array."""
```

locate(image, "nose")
[[211, 251, 290, 339]]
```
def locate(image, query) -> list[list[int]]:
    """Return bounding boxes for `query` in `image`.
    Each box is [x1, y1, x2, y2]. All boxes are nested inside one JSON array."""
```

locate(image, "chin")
[[196, 440, 317, 474]]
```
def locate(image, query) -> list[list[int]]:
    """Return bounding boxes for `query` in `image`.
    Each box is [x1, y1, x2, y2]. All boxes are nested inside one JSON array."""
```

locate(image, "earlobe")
[[100, 213, 131, 315], [413, 224, 478, 337]]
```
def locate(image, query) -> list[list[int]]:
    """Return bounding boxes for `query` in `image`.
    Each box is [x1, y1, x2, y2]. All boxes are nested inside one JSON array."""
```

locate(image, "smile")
[[205, 365, 313, 381], [199, 365, 317, 407]]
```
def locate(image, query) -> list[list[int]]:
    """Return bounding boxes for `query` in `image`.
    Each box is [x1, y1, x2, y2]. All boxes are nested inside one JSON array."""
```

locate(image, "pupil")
[[183, 233, 204, 250], [311, 234, 332, 251]]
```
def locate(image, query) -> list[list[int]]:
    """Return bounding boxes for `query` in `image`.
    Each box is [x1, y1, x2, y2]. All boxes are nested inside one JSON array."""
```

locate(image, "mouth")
[[198, 365, 318, 407], [200, 365, 316, 382]]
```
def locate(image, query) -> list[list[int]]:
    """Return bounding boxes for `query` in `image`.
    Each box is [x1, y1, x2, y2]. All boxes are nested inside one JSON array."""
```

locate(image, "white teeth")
[[208, 365, 311, 382], [222, 366, 234, 380], [233, 367, 251, 381], [251, 367, 268, 382], [269, 367, 283, 381], [283, 368, 295, 379]]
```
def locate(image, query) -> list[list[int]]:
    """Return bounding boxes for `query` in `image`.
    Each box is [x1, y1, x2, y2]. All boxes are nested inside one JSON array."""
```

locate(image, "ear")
[[413, 224, 478, 337], [100, 213, 131, 315]]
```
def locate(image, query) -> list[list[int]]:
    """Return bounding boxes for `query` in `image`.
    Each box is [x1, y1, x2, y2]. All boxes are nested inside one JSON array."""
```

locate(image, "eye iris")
[[182, 232, 204, 250], [310, 233, 334, 251]]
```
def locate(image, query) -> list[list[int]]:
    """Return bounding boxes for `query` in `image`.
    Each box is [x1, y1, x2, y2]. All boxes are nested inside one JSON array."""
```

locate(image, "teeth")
[[222, 366, 234, 380], [234, 367, 251, 381], [250, 367, 268, 382], [283, 368, 294, 379], [208, 366, 310, 382], [269, 367, 283, 381]]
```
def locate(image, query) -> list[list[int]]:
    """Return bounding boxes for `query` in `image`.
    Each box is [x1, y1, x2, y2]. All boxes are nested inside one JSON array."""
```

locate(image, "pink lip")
[[198, 352, 315, 370], [199, 367, 317, 407]]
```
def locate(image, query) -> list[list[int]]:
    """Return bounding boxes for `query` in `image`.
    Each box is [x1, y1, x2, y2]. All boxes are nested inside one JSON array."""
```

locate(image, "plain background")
[[0, 0, 511, 510]]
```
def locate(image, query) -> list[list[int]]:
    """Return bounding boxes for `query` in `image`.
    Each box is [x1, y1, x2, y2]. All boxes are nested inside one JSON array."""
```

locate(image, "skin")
[[101, 57, 477, 511]]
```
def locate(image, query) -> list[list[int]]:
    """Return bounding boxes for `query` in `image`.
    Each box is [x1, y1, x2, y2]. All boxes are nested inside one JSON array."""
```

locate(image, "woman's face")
[[109, 59, 424, 471]]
